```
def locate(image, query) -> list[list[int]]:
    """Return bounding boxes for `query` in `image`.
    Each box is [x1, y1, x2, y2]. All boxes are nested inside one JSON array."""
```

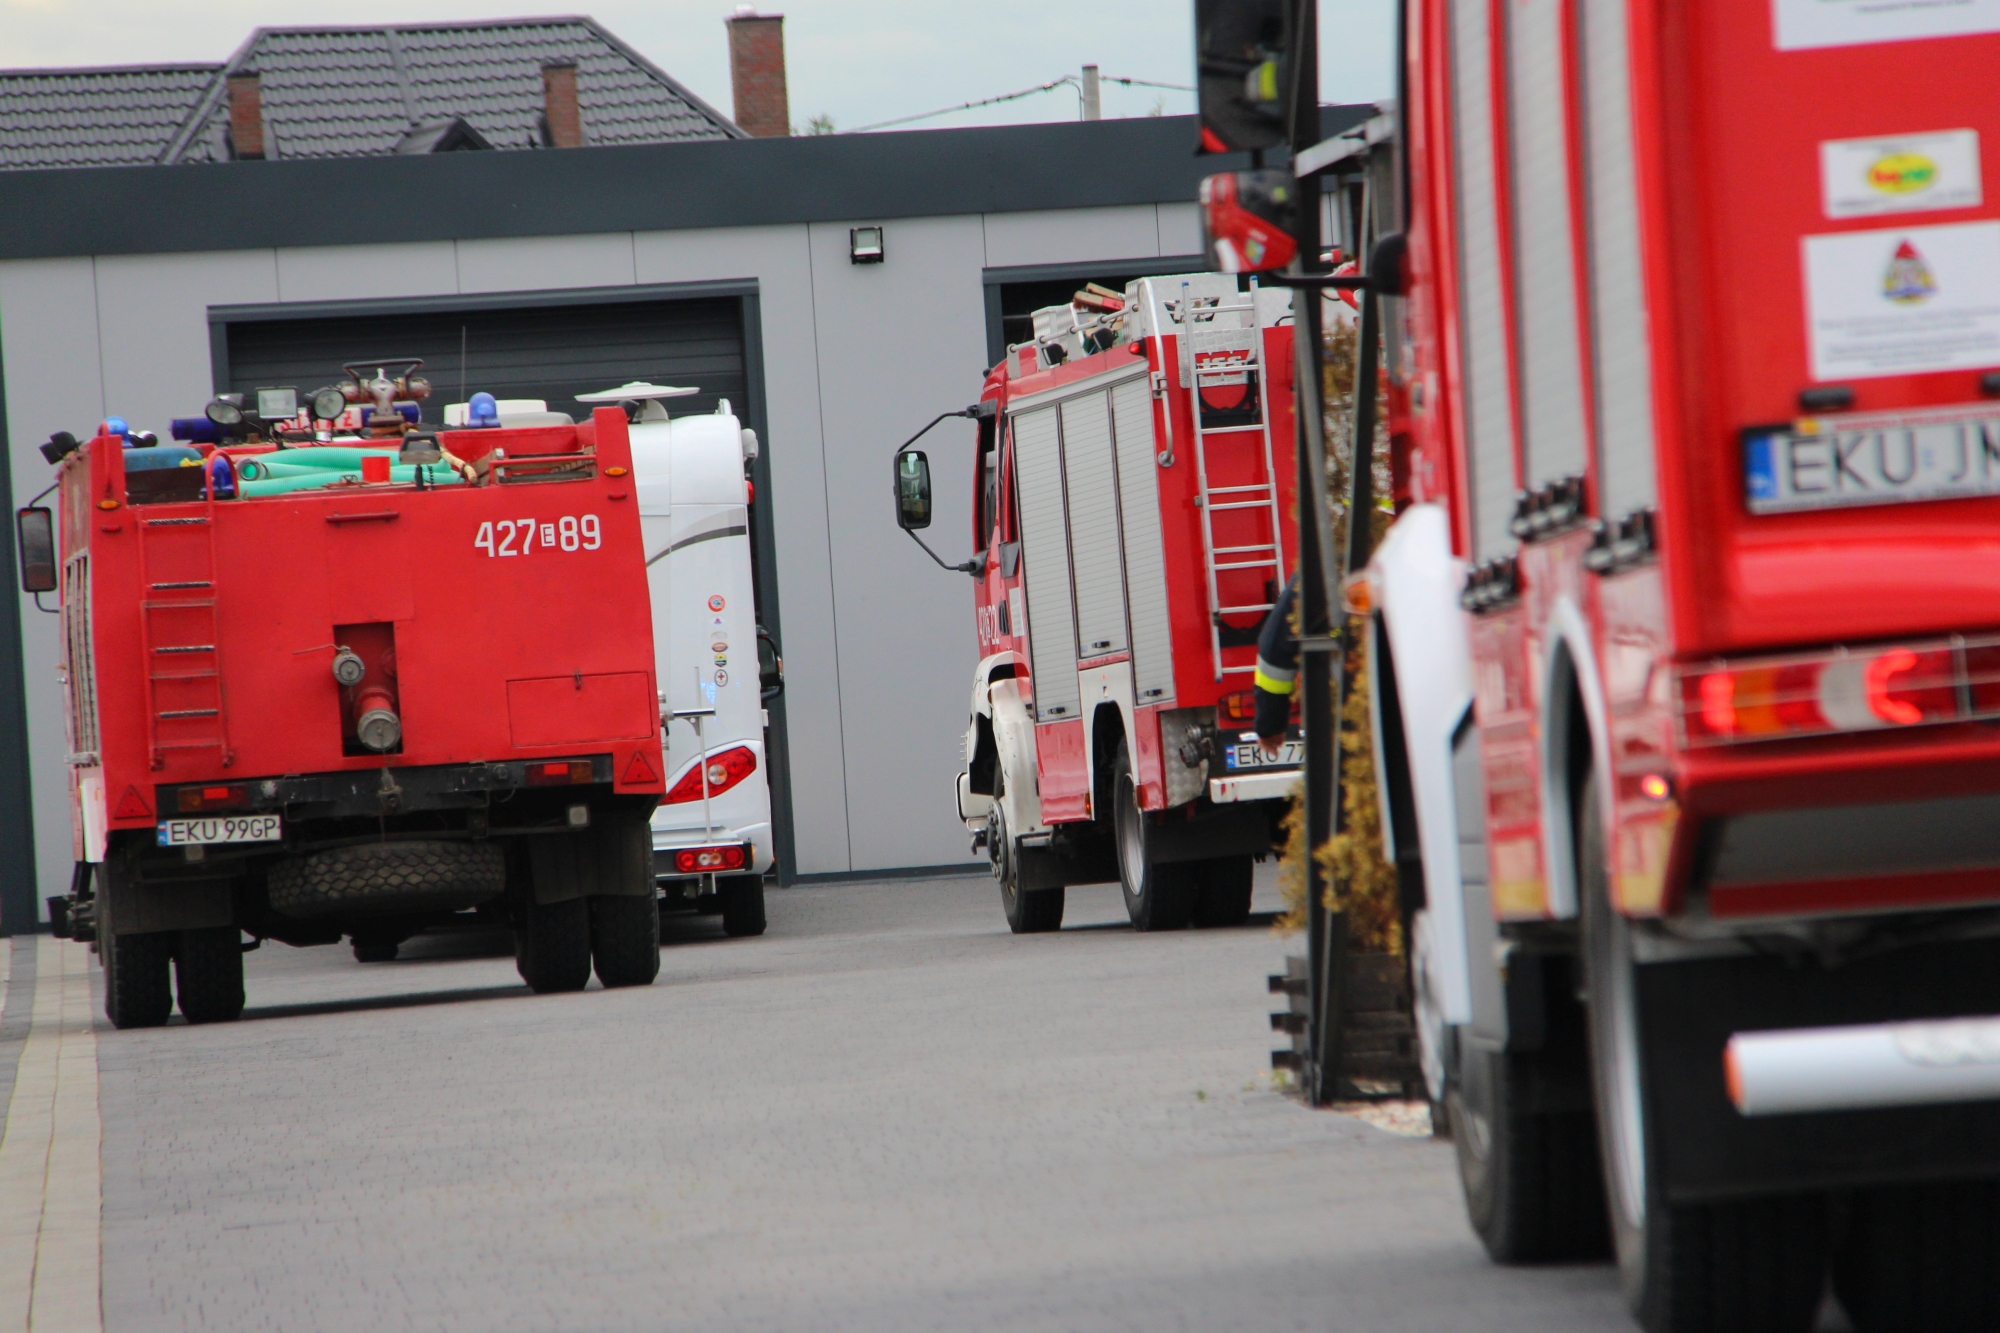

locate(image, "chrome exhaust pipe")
[[1726, 1015, 2000, 1116]]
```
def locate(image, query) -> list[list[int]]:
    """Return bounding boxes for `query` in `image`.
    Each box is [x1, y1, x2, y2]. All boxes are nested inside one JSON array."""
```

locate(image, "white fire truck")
[[1339, 3, 2000, 1330], [894, 275, 1302, 933]]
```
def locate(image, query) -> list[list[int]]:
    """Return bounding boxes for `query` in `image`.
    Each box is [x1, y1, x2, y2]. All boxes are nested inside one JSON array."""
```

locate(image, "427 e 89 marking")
[[474, 515, 602, 557]]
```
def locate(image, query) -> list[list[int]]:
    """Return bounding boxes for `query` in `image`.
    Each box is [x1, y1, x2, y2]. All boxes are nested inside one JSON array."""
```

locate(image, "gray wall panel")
[[1451, 0, 1521, 562], [1506, 0, 1593, 491], [1111, 377, 1175, 705], [1580, 0, 1657, 517], [1059, 393, 1127, 657]]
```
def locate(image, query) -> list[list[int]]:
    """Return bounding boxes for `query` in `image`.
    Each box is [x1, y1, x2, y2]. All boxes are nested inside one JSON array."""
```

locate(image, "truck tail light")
[[177, 784, 247, 813], [663, 746, 757, 804], [671, 843, 749, 874], [527, 760, 595, 786], [1218, 691, 1256, 724], [1677, 638, 1991, 747]]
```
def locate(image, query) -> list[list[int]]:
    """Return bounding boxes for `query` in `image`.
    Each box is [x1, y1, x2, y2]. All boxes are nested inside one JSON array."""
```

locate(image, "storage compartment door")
[[1013, 406, 1082, 721], [1059, 391, 1128, 658], [1110, 378, 1175, 704]]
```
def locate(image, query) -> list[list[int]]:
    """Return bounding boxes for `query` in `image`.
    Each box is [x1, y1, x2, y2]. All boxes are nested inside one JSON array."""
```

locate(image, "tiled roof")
[[0, 65, 219, 170], [0, 16, 741, 171]]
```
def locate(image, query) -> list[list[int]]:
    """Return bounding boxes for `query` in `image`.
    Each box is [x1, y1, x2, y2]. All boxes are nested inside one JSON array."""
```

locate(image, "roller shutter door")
[[1013, 406, 1081, 723]]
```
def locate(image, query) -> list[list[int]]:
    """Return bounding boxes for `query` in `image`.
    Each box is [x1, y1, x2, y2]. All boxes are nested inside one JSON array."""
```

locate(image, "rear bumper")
[[1209, 769, 1300, 804], [651, 820, 773, 877]]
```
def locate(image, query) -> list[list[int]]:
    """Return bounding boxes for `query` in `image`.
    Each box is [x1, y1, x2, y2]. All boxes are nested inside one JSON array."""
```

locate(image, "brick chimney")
[[226, 71, 266, 160], [726, 8, 790, 138], [541, 61, 583, 148]]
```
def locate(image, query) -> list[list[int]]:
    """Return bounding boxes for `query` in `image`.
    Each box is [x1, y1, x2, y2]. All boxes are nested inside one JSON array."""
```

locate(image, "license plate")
[[157, 815, 282, 847], [1744, 406, 2000, 515], [1223, 738, 1303, 770]]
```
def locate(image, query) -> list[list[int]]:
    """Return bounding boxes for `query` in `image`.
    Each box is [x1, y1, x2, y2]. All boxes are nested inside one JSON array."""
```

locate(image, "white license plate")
[[157, 815, 282, 847], [1223, 740, 1303, 770], [1745, 406, 2000, 514]]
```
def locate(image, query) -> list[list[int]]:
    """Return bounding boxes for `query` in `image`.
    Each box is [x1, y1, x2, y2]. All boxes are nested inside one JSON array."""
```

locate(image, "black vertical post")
[[0, 319, 42, 935], [1282, 0, 1348, 1105]]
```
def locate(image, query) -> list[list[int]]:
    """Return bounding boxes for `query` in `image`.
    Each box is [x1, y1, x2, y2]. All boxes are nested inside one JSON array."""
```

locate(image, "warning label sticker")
[[1775, 0, 2000, 50], [1804, 220, 2000, 380], [1821, 129, 1982, 219]]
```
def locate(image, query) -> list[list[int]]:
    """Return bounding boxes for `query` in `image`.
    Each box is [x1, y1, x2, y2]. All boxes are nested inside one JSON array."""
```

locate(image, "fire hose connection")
[[353, 686, 401, 753], [331, 647, 366, 686]]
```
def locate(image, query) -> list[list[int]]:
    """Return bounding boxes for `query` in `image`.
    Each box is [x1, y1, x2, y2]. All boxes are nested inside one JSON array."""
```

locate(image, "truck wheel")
[[173, 926, 245, 1024], [514, 897, 591, 993], [590, 894, 661, 987], [102, 928, 173, 1029], [1832, 1179, 2000, 1332], [719, 874, 768, 937], [1578, 773, 1826, 1332], [1190, 854, 1254, 927], [1112, 743, 1193, 931], [1449, 1044, 1606, 1261], [991, 777, 1063, 933]]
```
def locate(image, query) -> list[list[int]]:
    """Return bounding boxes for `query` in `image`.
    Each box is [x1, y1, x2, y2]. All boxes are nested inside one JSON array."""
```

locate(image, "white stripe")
[[0, 938, 103, 1333]]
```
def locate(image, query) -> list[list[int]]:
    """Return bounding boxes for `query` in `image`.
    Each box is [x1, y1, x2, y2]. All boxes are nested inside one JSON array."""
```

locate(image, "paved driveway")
[[3, 873, 1643, 1332]]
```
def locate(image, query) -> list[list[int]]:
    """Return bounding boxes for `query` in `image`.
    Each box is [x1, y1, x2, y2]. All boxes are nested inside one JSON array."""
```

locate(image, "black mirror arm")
[[31, 592, 57, 615], [903, 528, 982, 577], [894, 404, 985, 455]]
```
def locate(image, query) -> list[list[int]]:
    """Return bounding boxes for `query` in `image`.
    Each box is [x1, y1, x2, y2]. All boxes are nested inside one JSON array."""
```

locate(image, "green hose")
[[236, 464, 464, 498]]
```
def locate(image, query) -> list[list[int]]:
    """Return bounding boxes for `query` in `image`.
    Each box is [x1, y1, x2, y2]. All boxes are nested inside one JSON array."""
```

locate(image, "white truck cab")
[[583, 383, 778, 937]]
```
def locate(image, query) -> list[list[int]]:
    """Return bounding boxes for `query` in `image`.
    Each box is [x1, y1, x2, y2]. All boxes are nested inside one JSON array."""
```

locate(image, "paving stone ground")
[[86, 872, 1641, 1333]]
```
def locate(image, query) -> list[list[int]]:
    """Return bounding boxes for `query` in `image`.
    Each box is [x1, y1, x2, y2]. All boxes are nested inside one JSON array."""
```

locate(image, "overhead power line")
[[846, 74, 1194, 134]]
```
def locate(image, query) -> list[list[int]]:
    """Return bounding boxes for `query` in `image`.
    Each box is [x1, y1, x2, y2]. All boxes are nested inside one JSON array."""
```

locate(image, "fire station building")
[[0, 15, 1367, 928]]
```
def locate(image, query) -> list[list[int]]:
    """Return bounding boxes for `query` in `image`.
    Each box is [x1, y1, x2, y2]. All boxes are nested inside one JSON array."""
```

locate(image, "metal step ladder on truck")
[[580, 380, 781, 937], [1323, 5, 2000, 1329], [24, 361, 670, 1027], [891, 275, 1303, 933]]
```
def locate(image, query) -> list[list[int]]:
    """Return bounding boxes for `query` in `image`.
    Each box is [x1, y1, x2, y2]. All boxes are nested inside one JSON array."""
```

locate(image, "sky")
[[0, 0, 1396, 133]]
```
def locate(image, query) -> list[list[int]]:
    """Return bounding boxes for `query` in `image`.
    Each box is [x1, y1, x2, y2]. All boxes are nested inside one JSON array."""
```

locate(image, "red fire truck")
[[22, 364, 667, 1027], [1348, 3, 2000, 1328], [894, 276, 1301, 933]]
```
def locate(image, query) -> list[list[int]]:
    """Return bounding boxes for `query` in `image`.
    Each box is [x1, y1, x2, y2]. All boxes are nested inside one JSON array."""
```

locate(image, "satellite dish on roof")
[[577, 381, 701, 402]]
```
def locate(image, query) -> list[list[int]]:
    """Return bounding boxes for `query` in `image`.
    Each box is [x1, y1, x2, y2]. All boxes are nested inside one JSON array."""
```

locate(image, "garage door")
[[221, 295, 746, 424]]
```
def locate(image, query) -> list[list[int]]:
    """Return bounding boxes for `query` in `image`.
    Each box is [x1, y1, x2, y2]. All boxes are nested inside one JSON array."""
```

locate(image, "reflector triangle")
[[113, 785, 152, 819], [622, 751, 660, 785]]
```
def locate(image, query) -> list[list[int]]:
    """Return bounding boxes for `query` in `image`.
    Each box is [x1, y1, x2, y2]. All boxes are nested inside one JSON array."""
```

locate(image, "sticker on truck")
[[474, 515, 601, 557]]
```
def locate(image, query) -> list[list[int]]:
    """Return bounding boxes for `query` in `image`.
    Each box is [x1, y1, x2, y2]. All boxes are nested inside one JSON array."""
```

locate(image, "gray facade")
[[0, 110, 1368, 923]]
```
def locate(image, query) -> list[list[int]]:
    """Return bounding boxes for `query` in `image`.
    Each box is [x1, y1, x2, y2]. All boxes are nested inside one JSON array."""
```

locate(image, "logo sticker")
[[708, 595, 725, 612], [710, 641, 728, 653], [1884, 240, 1938, 303], [1822, 130, 1981, 219], [714, 669, 729, 686]]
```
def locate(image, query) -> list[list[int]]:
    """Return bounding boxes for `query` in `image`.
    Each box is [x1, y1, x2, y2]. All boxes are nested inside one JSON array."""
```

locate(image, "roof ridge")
[[0, 62, 221, 79]]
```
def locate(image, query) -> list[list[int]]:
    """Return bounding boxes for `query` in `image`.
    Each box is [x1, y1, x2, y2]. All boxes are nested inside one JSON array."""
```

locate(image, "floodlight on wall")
[[850, 226, 885, 264]]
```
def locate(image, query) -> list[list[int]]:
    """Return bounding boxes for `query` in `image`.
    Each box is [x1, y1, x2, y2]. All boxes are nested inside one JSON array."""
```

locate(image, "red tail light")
[[1218, 690, 1256, 724], [671, 843, 749, 874], [1677, 638, 1984, 747], [663, 746, 758, 804], [526, 760, 594, 786], [177, 784, 247, 813]]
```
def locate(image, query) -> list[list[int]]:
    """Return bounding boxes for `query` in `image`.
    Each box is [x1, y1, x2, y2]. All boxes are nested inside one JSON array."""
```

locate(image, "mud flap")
[[528, 815, 653, 903]]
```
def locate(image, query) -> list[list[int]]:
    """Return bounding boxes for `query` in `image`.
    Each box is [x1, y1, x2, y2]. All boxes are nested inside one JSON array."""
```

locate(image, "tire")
[[1112, 743, 1194, 931], [590, 893, 661, 987], [1833, 1179, 2000, 1332], [719, 874, 768, 938], [991, 773, 1063, 933], [174, 926, 245, 1024], [1190, 854, 1254, 927], [1578, 772, 1825, 1333], [102, 927, 173, 1029], [514, 896, 591, 993], [1449, 1044, 1608, 1262], [268, 840, 504, 917]]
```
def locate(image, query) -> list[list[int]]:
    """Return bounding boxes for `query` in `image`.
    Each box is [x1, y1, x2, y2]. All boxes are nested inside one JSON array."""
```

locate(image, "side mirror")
[[17, 507, 55, 594], [894, 449, 933, 531], [1195, 0, 1289, 153], [757, 627, 784, 701]]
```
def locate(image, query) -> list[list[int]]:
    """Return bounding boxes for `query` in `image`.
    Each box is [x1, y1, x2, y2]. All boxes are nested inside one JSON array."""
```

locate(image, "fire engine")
[[1345, 4, 2000, 1329], [894, 274, 1302, 933], [25, 362, 668, 1027]]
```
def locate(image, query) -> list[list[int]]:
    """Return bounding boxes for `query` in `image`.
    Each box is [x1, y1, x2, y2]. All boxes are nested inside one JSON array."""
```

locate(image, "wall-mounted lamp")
[[850, 225, 885, 264]]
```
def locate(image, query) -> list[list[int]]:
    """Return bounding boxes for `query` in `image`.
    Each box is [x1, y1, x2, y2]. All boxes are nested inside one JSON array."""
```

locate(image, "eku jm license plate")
[[157, 815, 282, 847], [1745, 405, 2000, 515]]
